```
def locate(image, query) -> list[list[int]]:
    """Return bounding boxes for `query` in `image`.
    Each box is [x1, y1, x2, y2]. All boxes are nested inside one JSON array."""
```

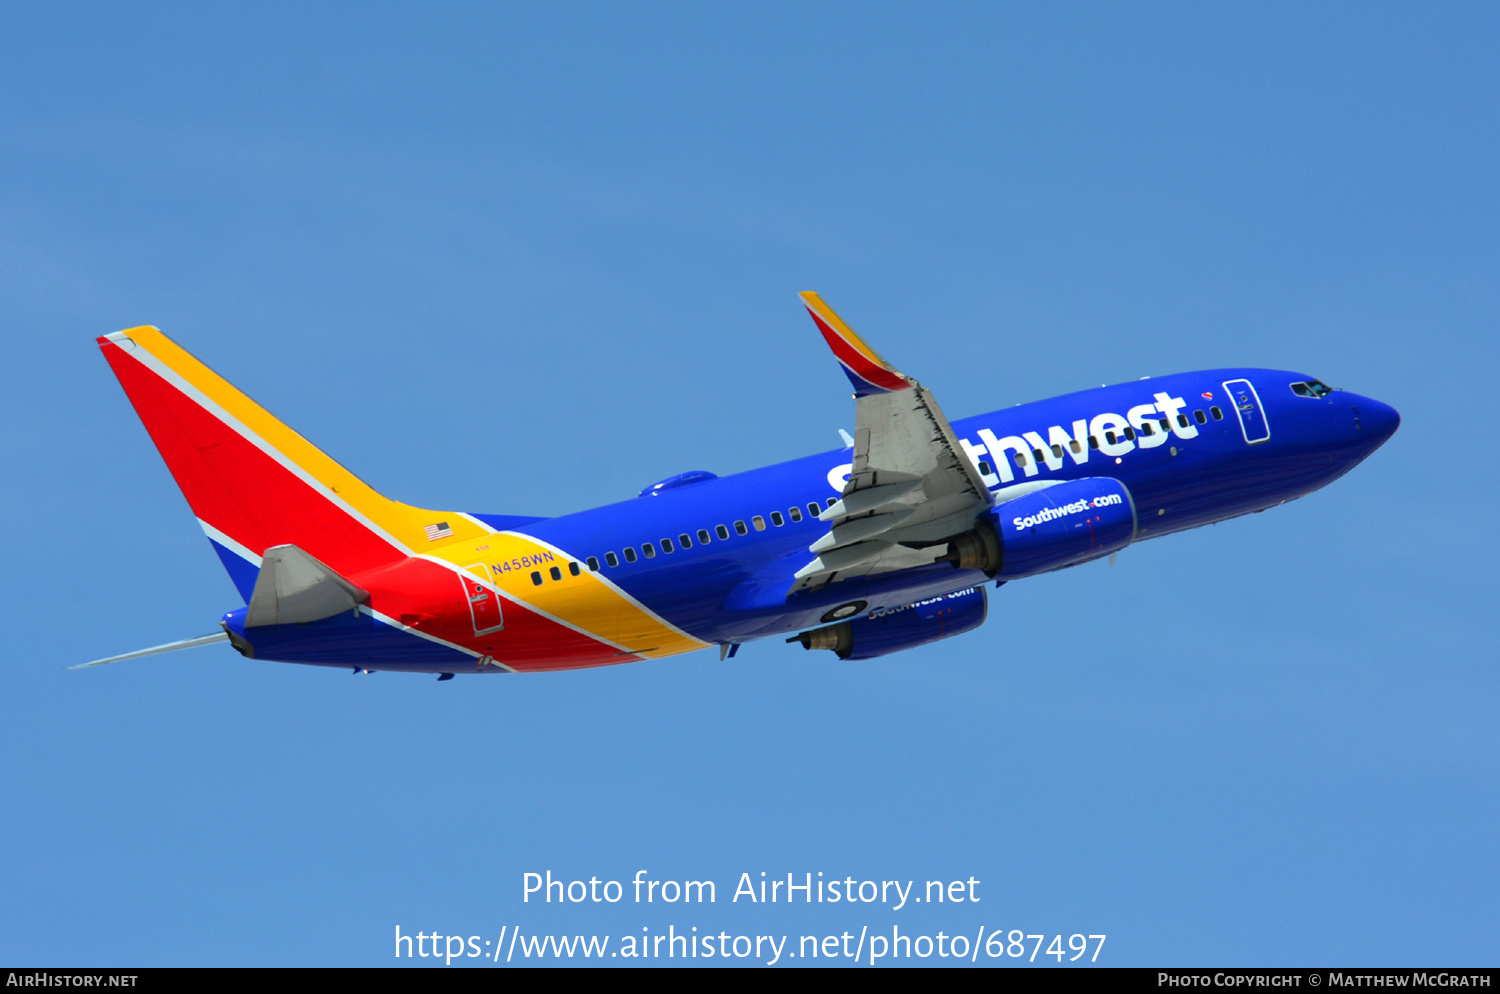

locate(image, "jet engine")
[[940, 477, 1137, 578], [789, 585, 987, 660]]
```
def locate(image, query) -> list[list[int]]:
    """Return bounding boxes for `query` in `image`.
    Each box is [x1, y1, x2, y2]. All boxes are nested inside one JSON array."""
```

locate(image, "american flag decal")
[[424, 521, 453, 541]]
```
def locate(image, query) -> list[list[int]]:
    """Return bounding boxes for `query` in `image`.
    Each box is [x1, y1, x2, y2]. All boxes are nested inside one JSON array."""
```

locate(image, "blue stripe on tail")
[[209, 539, 260, 603]]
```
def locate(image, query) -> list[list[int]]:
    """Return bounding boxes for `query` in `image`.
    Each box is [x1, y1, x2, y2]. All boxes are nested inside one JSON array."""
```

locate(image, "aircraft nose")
[[1360, 398, 1399, 438], [1352, 396, 1400, 446]]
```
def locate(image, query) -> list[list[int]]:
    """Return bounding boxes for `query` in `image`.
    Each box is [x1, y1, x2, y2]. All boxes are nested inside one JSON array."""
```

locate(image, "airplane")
[[79, 293, 1400, 676]]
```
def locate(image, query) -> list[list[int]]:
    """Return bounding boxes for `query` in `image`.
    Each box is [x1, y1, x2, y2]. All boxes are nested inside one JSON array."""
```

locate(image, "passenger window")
[[1140, 423, 1154, 437], [605, 552, 619, 567], [979, 460, 993, 474], [1068, 441, 1081, 455], [1016, 451, 1029, 467], [1051, 443, 1064, 458], [1159, 417, 1170, 432], [770, 511, 784, 526], [808, 503, 821, 517], [734, 520, 748, 536], [623, 548, 637, 563], [568, 561, 580, 576], [642, 543, 656, 559], [679, 533, 692, 549], [1089, 436, 1100, 449], [826, 498, 837, 508], [1124, 427, 1136, 441], [788, 506, 803, 523], [587, 556, 600, 571], [549, 565, 562, 581], [661, 538, 673, 554], [1177, 414, 1189, 428], [1104, 431, 1116, 445], [752, 515, 766, 531], [1195, 410, 1207, 425], [530, 571, 542, 586], [698, 528, 711, 543], [716, 524, 730, 540], [1211, 406, 1223, 420]]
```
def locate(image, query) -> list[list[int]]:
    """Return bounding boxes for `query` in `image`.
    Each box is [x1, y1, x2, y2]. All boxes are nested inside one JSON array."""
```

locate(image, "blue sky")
[[1, 2, 1496, 966]]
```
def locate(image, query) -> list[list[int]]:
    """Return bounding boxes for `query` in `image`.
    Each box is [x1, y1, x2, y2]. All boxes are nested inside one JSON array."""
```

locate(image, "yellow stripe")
[[429, 534, 709, 657], [115, 326, 488, 551], [799, 292, 897, 372]]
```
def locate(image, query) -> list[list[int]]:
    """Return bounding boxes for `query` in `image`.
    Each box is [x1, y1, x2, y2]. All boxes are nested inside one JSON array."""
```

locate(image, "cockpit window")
[[1291, 379, 1334, 398]]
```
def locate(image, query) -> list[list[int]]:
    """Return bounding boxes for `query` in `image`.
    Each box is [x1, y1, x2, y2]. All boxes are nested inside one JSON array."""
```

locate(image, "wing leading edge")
[[792, 293, 994, 593]]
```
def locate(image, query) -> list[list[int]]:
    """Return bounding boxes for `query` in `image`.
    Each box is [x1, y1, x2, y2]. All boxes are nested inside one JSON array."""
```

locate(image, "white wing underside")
[[790, 384, 994, 594]]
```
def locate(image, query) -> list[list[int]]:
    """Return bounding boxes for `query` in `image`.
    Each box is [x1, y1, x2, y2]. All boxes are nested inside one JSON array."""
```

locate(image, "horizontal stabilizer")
[[245, 544, 369, 628], [72, 632, 229, 669]]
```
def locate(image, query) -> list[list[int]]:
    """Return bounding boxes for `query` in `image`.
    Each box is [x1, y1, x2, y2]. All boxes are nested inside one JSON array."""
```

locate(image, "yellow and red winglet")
[[800, 292, 915, 396]]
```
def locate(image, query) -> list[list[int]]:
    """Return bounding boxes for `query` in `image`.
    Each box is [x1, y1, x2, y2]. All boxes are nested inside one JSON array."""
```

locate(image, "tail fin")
[[98, 327, 484, 599]]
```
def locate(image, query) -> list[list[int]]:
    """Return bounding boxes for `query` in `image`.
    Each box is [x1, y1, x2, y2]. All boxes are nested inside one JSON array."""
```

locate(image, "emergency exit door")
[[461, 564, 504, 635]]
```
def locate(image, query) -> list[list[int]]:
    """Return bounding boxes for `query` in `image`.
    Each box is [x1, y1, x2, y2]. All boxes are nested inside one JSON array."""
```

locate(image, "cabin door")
[[461, 564, 504, 635], [1222, 378, 1271, 444]]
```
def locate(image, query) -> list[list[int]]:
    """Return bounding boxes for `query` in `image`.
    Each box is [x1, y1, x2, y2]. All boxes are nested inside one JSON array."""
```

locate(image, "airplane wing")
[[791, 292, 994, 593]]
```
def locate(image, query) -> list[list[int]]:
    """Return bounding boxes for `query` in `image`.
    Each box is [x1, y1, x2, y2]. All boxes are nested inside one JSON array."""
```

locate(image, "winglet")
[[800, 292, 915, 396]]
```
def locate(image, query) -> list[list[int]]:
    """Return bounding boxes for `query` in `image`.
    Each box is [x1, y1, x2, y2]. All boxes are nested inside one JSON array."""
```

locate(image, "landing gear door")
[[1222, 378, 1270, 444], [461, 563, 504, 635]]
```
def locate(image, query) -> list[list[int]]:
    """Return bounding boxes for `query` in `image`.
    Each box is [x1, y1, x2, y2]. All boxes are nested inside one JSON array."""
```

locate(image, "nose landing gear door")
[[1222, 378, 1270, 444], [461, 563, 504, 635]]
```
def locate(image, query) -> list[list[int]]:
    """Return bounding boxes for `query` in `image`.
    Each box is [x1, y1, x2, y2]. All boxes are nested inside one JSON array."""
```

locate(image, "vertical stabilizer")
[[98, 327, 484, 594]]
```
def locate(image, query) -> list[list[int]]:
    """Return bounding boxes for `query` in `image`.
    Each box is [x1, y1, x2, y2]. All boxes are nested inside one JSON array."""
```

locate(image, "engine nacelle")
[[790, 585, 987, 660], [939, 477, 1137, 577], [991, 476, 1136, 578]]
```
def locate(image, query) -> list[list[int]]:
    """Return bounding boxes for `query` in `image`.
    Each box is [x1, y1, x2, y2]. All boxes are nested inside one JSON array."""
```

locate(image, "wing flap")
[[808, 508, 915, 553]]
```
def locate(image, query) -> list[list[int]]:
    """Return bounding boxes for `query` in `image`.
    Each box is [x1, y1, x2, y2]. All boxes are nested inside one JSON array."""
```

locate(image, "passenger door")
[[1222, 378, 1270, 444]]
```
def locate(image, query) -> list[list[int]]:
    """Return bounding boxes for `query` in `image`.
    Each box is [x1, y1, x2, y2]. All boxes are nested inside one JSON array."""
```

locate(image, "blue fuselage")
[[503, 368, 1399, 645]]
